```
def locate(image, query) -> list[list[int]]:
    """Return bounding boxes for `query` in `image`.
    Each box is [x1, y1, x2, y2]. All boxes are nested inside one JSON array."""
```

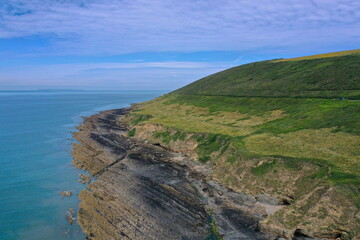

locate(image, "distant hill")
[[174, 49, 360, 99]]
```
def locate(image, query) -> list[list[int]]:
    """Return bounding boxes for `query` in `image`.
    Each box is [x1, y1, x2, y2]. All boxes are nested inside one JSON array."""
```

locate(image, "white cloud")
[[0, 0, 359, 55], [0, 0, 359, 89], [0, 61, 231, 89]]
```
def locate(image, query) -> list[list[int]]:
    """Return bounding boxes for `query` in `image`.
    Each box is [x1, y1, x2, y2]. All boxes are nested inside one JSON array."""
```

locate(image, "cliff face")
[[73, 109, 209, 239], [72, 109, 286, 240], [125, 116, 360, 239]]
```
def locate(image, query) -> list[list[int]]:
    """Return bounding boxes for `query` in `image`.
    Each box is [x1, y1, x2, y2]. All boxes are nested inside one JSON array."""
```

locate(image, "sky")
[[0, 0, 359, 90]]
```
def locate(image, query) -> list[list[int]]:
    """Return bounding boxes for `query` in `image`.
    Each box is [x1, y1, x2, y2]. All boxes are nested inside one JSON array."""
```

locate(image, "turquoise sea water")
[[0, 90, 166, 240]]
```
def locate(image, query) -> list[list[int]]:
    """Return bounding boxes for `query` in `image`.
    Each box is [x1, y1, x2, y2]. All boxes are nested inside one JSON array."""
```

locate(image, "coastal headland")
[[72, 108, 280, 240], [72, 50, 360, 239]]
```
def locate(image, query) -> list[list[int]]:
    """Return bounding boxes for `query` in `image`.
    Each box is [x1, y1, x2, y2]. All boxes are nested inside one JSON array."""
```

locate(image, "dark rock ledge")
[[72, 108, 308, 240]]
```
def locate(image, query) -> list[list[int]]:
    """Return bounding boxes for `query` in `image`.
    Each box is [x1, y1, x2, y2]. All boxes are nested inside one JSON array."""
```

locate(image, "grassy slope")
[[174, 49, 360, 99], [126, 50, 360, 237], [134, 95, 360, 179]]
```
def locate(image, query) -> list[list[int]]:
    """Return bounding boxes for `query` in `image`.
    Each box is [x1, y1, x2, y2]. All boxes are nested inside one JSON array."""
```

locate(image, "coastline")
[[71, 108, 309, 240]]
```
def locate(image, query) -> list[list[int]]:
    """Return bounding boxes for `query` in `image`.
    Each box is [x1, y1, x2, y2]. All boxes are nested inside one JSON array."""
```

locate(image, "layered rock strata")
[[73, 109, 309, 240]]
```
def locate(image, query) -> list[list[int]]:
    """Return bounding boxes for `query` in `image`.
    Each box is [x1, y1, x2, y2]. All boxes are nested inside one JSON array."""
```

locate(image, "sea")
[[0, 90, 166, 240]]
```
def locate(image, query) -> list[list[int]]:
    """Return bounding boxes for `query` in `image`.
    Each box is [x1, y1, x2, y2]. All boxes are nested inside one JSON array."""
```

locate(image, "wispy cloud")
[[1, 0, 359, 55], [0, 0, 359, 90], [0, 61, 231, 89], [76, 61, 226, 70]]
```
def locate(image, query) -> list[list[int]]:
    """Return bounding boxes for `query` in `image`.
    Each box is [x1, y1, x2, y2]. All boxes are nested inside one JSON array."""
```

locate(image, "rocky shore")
[[72, 108, 314, 240]]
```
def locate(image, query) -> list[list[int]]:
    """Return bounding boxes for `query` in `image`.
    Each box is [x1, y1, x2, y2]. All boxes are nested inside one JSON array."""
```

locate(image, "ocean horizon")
[[0, 90, 166, 240]]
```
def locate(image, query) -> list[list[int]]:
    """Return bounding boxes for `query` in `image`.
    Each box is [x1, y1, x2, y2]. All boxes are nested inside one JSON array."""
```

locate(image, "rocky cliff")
[[127, 121, 359, 239], [72, 49, 360, 239], [71, 109, 302, 240]]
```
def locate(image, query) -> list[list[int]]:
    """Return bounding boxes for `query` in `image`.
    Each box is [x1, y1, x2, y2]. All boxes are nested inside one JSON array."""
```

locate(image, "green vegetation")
[[134, 94, 360, 179], [196, 134, 231, 163], [129, 50, 360, 184], [173, 50, 360, 99], [153, 129, 187, 144], [126, 49, 360, 236], [164, 95, 360, 135], [128, 114, 153, 125], [251, 160, 277, 176], [128, 128, 136, 137], [329, 171, 360, 186], [205, 216, 222, 240]]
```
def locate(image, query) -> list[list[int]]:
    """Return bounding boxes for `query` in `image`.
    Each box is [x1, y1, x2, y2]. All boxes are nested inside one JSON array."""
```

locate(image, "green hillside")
[[174, 49, 360, 99], [125, 49, 360, 238]]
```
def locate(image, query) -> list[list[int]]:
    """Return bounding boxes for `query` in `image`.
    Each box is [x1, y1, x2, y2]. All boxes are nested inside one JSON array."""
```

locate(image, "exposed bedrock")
[[72, 109, 316, 240]]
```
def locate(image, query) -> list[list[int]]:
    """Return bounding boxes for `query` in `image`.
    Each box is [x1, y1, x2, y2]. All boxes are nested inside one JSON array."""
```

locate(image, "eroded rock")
[[78, 173, 91, 184], [72, 109, 286, 240], [66, 208, 75, 225], [60, 191, 72, 197]]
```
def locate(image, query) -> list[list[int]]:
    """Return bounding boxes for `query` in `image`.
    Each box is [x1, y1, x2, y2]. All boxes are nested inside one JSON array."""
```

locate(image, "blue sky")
[[0, 0, 359, 90]]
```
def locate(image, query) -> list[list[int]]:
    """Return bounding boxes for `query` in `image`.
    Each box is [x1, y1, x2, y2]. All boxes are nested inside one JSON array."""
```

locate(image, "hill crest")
[[174, 49, 360, 99]]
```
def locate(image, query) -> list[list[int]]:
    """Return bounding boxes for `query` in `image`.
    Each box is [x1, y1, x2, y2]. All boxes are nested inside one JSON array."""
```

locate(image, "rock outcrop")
[[78, 173, 91, 184], [72, 109, 287, 240], [60, 191, 72, 197]]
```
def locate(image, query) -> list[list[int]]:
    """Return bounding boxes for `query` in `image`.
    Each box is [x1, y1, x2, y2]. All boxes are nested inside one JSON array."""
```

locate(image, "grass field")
[[129, 93, 360, 183]]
